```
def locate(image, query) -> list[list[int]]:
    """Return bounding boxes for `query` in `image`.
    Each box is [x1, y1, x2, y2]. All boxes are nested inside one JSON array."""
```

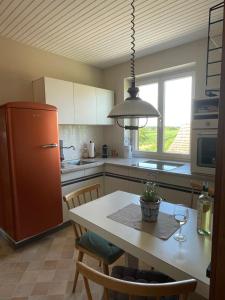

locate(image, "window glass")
[[163, 77, 192, 154], [138, 83, 158, 152]]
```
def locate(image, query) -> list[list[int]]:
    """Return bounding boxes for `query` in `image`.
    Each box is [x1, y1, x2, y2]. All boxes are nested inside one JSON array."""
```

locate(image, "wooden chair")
[[77, 261, 197, 300], [190, 180, 214, 208], [63, 184, 124, 293]]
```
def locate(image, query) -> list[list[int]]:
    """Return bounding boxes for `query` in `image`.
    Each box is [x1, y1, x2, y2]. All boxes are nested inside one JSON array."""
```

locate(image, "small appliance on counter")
[[123, 145, 132, 158], [82, 145, 89, 158], [88, 141, 95, 158], [102, 144, 108, 158]]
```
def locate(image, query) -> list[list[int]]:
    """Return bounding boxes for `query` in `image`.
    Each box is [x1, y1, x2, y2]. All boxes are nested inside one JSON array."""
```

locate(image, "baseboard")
[[0, 221, 71, 248]]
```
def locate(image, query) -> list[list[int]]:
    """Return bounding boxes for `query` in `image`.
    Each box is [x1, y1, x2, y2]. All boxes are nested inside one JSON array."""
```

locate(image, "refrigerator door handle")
[[41, 143, 58, 148]]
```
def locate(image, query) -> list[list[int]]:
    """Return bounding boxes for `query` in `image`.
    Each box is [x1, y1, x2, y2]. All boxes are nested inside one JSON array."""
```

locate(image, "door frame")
[[209, 3, 225, 299]]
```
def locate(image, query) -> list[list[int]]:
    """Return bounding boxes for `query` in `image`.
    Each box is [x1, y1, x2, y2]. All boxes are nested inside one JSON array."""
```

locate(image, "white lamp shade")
[[108, 98, 160, 119]]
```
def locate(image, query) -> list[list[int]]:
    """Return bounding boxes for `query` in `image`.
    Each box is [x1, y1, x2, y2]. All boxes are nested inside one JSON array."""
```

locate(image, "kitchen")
[[0, 1, 224, 300]]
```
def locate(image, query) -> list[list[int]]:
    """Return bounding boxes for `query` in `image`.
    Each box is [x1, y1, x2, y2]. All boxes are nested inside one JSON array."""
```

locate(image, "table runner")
[[107, 203, 179, 240]]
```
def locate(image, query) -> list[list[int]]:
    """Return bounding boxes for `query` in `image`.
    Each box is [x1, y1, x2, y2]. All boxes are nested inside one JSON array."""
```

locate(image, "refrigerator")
[[0, 102, 62, 243]]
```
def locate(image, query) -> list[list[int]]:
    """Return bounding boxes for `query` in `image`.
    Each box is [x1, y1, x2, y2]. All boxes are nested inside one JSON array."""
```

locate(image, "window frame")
[[131, 69, 195, 162]]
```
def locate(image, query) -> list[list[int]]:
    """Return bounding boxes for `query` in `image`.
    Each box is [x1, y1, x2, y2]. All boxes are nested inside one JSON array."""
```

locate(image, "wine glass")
[[173, 204, 189, 242]]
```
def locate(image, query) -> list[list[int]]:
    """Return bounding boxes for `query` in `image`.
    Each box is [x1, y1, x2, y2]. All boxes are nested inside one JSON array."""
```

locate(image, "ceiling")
[[0, 0, 222, 68]]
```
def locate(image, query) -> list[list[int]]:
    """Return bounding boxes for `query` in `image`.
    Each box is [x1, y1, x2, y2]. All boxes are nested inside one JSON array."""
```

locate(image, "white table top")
[[69, 191, 211, 299]]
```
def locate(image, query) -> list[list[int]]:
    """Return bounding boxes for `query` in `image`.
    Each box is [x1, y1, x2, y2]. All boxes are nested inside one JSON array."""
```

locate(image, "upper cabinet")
[[96, 88, 114, 125], [33, 77, 114, 125], [33, 77, 74, 124], [74, 83, 96, 124]]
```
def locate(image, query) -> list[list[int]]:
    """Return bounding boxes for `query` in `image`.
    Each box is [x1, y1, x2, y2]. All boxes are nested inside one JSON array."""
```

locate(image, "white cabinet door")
[[96, 88, 114, 125], [74, 83, 96, 124], [104, 176, 130, 195], [44, 77, 74, 124], [158, 186, 192, 207]]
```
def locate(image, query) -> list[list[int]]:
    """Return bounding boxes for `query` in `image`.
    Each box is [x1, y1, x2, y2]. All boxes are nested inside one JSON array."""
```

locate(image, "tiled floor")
[[0, 225, 108, 300], [0, 226, 205, 300]]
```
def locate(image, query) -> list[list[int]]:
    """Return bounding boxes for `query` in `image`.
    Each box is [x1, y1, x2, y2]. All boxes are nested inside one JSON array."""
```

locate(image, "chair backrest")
[[77, 262, 197, 300], [190, 180, 214, 207], [63, 183, 100, 239]]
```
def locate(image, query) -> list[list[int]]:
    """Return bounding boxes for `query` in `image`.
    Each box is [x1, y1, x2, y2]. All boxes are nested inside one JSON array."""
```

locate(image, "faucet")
[[59, 140, 75, 161], [63, 145, 75, 150]]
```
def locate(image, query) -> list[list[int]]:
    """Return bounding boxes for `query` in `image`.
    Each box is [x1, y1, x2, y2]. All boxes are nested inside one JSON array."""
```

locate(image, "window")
[[134, 72, 193, 160]]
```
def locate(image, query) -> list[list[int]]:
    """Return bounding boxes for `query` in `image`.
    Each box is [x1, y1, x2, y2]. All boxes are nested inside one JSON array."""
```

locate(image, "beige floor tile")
[[0, 262, 18, 272], [27, 261, 43, 271], [42, 260, 58, 270], [45, 251, 62, 260], [31, 282, 50, 296], [0, 272, 23, 284], [56, 259, 74, 270], [47, 281, 67, 295], [0, 284, 17, 297], [46, 295, 64, 300], [11, 297, 28, 300], [36, 270, 55, 283], [60, 249, 74, 259], [53, 269, 73, 282], [28, 296, 49, 300], [13, 283, 35, 297], [20, 270, 39, 283]]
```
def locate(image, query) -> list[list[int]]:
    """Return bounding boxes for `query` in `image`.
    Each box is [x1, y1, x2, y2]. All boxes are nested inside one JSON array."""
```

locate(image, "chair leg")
[[102, 264, 110, 300], [102, 263, 109, 275], [72, 251, 84, 293]]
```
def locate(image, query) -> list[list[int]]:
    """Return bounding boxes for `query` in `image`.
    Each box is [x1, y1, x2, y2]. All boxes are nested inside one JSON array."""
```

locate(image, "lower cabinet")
[[61, 176, 104, 222], [61, 166, 201, 224], [157, 186, 192, 207], [104, 176, 130, 195], [104, 176, 193, 207]]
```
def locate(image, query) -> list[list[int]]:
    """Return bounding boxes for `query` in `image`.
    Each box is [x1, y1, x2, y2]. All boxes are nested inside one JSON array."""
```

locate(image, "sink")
[[61, 159, 96, 168], [135, 160, 184, 171]]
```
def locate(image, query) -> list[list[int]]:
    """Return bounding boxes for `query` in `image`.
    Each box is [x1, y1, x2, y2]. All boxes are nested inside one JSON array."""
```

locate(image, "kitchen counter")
[[61, 157, 214, 219], [61, 157, 212, 179]]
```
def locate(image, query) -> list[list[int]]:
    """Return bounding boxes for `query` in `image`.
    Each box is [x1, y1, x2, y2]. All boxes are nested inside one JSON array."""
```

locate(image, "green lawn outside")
[[138, 127, 179, 152]]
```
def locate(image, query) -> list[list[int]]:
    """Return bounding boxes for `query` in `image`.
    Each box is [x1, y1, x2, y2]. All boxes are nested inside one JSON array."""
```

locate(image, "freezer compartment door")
[[7, 107, 62, 241]]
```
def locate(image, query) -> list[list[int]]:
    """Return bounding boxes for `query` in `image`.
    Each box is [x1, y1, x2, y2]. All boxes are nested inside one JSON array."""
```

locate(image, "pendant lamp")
[[108, 0, 160, 130]]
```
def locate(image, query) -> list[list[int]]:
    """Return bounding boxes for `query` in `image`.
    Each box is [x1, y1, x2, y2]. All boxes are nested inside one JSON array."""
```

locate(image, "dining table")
[[69, 190, 211, 299]]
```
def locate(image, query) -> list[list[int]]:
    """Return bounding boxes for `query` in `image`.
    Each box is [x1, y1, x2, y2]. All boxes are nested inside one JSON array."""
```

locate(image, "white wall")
[[102, 39, 210, 156], [0, 36, 105, 158], [59, 125, 104, 160]]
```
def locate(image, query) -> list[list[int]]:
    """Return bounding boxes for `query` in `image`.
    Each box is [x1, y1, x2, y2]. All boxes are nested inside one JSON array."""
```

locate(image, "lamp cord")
[[130, 0, 136, 87]]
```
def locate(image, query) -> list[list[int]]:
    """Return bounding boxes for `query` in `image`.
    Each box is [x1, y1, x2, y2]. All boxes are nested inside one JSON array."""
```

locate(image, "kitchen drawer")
[[128, 168, 158, 181], [61, 170, 85, 182], [104, 164, 129, 176], [84, 166, 103, 176]]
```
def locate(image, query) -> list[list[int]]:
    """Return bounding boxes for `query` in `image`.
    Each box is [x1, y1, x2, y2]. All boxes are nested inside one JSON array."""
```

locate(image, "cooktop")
[[135, 160, 183, 171]]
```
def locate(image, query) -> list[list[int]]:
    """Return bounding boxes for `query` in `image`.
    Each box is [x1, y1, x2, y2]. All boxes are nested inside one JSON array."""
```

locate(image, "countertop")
[[61, 157, 193, 176]]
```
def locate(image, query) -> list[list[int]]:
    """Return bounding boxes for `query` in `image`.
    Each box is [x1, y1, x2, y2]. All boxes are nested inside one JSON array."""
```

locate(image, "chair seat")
[[76, 231, 124, 264], [111, 266, 179, 300]]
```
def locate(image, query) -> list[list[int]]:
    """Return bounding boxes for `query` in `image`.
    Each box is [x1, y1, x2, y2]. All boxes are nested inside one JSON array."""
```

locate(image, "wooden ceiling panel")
[[0, 0, 222, 68]]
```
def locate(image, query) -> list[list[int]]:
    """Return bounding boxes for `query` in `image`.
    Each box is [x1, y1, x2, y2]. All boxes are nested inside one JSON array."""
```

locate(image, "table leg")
[[124, 252, 139, 268]]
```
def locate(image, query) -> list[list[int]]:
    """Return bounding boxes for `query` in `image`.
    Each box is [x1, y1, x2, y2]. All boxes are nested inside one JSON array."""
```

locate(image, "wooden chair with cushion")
[[77, 261, 197, 300], [63, 183, 124, 293]]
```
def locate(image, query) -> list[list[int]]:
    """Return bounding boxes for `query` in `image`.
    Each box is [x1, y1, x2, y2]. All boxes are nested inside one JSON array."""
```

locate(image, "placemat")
[[107, 203, 179, 240]]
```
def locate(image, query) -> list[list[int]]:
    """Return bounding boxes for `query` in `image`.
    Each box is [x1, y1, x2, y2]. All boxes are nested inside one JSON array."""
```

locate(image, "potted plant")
[[140, 181, 161, 222]]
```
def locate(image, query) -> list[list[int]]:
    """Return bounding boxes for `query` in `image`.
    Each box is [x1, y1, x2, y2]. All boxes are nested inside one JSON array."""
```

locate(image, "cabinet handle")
[[41, 143, 58, 148]]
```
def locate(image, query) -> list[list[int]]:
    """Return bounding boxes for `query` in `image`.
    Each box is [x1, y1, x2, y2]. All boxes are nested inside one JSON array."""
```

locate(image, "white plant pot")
[[140, 197, 161, 222]]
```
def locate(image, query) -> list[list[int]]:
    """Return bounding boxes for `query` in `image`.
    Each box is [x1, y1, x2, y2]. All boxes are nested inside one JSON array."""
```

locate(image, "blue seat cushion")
[[110, 266, 179, 300], [76, 231, 124, 264]]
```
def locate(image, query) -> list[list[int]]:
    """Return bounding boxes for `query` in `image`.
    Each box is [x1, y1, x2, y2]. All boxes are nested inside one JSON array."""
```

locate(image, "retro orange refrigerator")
[[0, 102, 62, 243]]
